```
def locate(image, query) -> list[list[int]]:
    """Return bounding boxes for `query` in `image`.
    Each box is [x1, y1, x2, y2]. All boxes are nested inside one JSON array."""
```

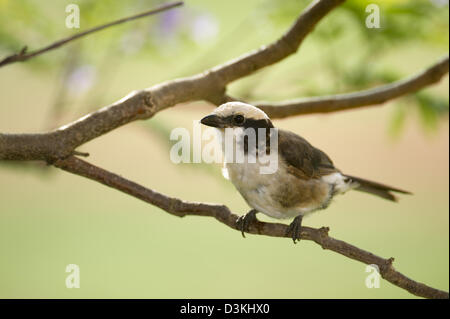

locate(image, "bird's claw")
[[236, 209, 258, 238], [285, 215, 303, 244]]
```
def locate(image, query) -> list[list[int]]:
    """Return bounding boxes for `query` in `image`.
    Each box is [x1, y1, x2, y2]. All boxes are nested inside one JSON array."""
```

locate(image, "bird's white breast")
[[225, 160, 291, 218], [225, 158, 332, 219]]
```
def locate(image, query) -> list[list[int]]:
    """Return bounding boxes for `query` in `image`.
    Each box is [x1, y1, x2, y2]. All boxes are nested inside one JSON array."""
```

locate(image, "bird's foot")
[[236, 209, 258, 238], [285, 215, 303, 244]]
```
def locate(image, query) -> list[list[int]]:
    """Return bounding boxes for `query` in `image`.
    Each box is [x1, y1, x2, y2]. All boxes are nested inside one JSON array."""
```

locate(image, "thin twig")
[[0, 2, 183, 68]]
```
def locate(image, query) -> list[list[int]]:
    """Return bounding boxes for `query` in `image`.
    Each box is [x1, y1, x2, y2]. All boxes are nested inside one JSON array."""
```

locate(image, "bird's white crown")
[[212, 102, 269, 121]]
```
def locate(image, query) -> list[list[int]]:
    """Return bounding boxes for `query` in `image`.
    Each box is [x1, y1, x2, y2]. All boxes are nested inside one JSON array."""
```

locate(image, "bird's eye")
[[233, 114, 245, 125]]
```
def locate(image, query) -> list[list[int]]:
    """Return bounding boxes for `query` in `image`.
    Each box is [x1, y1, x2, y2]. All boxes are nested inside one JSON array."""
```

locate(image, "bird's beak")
[[200, 114, 226, 128]]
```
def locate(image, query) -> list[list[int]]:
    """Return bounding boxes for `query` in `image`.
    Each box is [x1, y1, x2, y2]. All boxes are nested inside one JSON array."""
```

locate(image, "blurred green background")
[[0, 0, 448, 298]]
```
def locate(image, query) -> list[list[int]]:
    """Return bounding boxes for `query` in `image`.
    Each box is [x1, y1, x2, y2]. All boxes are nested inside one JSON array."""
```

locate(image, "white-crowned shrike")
[[201, 102, 410, 243]]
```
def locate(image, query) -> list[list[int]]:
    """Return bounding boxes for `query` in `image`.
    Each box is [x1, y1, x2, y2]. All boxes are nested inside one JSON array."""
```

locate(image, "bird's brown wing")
[[278, 129, 338, 179]]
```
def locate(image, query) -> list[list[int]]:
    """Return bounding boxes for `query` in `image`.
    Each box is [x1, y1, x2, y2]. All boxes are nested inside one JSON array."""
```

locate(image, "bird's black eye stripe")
[[233, 114, 245, 125]]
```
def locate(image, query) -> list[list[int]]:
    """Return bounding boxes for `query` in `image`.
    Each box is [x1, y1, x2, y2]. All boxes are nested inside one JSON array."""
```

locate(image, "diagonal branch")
[[254, 55, 450, 118], [53, 155, 449, 299], [211, 0, 345, 85], [0, 2, 183, 68]]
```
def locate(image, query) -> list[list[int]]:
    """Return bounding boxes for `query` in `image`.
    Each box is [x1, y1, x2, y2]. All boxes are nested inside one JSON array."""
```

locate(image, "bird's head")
[[200, 102, 273, 130]]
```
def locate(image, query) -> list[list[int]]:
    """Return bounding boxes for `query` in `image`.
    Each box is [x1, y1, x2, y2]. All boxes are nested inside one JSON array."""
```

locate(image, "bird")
[[200, 102, 411, 243]]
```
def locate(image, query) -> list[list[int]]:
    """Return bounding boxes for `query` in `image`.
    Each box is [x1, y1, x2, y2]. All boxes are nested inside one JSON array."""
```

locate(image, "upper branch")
[[0, 2, 183, 68], [254, 55, 449, 118], [54, 155, 450, 300], [211, 0, 345, 85]]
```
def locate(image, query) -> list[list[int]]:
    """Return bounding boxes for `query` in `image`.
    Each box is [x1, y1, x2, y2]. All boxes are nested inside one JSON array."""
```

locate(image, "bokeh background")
[[0, 0, 448, 298]]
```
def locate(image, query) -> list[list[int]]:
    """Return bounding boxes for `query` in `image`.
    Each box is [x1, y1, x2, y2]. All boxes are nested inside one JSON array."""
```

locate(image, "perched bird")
[[200, 102, 410, 243]]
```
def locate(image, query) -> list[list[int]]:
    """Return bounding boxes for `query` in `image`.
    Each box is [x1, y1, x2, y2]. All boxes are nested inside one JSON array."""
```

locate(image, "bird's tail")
[[344, 175, 412, 202]]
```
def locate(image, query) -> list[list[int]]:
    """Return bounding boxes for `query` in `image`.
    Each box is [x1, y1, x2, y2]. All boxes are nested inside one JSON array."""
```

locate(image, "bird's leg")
[[285, 215, 303, 244], [236, 209, 258, 238]]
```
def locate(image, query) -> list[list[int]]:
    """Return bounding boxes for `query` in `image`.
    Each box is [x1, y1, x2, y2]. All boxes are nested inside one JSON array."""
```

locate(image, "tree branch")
[[0, 2, 183, 68], [211, 0, 345, 85], [254, 55, 450, 118], [53, 155, 449, 299]]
